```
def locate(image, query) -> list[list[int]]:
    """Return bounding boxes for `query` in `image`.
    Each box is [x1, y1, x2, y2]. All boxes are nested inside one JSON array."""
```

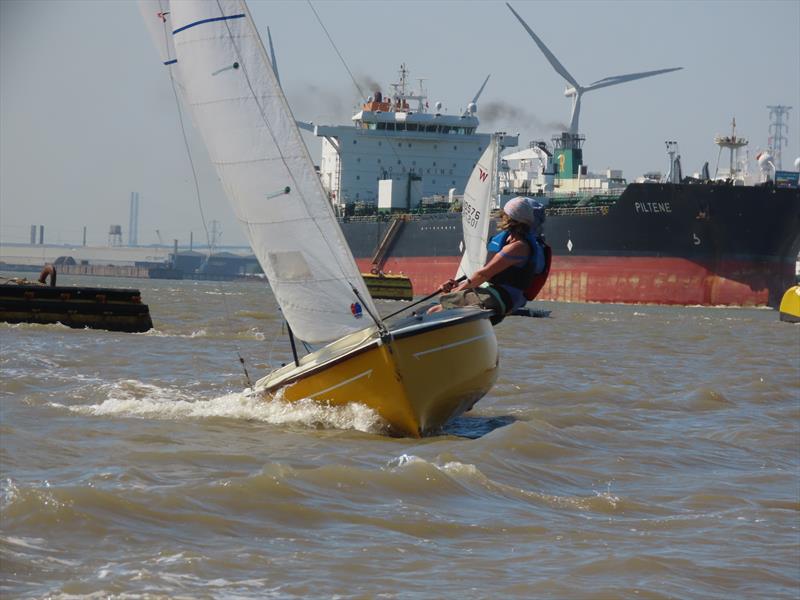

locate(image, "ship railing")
[[338, 212, 461, 224], [545, 205, 610, 217]]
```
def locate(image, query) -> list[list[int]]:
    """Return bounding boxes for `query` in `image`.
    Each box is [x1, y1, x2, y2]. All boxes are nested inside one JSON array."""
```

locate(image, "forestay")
[[169, 0, 377, 344], [457, 139, 498, 278]]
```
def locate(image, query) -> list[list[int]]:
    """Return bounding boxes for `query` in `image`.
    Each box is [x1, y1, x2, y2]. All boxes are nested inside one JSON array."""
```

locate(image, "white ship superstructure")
[[313, 65, 517, 209]]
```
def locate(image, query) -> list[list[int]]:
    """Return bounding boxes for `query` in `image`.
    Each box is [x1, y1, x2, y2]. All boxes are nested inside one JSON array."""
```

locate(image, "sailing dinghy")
[[158, 0, 498, 437]]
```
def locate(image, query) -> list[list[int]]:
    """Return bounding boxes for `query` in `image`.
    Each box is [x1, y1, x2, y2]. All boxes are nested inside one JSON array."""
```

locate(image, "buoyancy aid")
[[486, 230, 550, 302]]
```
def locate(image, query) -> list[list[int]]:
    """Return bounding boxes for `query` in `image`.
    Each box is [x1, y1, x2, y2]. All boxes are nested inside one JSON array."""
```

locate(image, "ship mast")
[[714, 117, 748, 182], [389, 63, 428, 113]]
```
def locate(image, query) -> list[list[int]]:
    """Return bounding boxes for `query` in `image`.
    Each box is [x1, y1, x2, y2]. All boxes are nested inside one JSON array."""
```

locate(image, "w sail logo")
[[478, 168, 488, 182], [350, 302, 363, 319]]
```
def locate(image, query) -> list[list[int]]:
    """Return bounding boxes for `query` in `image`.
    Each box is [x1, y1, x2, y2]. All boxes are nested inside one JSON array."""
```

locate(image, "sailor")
[[428, 196, 546, 325]]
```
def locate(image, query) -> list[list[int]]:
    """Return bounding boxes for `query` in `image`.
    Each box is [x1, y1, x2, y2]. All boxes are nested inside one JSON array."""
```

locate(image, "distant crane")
[[155, 229, 164, 246], [506, 2, 683, 137]]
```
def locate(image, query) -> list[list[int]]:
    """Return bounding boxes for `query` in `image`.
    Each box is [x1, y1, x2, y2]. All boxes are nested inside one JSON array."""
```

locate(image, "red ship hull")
[[344, 182, 800, 307], [358, 256, 793, 306]]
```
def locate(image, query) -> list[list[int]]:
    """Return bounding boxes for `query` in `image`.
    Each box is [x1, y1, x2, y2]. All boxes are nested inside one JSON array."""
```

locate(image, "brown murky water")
[[2, 272, 798, 599]]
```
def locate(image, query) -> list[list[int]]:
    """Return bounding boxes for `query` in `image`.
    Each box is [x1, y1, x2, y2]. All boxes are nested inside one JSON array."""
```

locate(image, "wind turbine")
[[506, 3, 682, 136]]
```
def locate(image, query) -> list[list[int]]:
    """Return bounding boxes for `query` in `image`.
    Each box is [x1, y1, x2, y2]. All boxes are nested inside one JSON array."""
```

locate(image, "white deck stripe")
[[412, 334, 490, 359], [306, 369, 373, 399]]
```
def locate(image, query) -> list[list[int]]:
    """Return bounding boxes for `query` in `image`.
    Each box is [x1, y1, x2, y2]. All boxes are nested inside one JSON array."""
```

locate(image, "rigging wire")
[[306, 1, 366, 102], [306, 1, 426, 177], [159, 6, 253, 389]]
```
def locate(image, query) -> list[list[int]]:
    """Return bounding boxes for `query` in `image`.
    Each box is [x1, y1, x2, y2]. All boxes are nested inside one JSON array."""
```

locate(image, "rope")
[[306, 1, 423, 184]]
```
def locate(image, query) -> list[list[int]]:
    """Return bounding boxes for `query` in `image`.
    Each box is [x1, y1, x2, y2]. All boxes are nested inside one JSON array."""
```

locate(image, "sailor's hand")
[[439, 279, 457, 293]]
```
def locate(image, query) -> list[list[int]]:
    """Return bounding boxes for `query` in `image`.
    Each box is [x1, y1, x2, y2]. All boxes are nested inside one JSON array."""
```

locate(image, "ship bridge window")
[[376, 123, 386, 130], [407, 124, 418, 131], [368, 123, 377, 130], [425, 125, 437, 133], [440, 126, 451, 134]]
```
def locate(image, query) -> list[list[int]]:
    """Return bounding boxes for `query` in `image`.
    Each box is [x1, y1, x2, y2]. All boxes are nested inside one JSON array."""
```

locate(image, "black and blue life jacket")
[[481, 230, 550, 313]]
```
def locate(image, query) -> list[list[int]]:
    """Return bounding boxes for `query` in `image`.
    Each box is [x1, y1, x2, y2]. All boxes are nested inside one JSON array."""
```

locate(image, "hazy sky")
[[2, 0, 798, 248]]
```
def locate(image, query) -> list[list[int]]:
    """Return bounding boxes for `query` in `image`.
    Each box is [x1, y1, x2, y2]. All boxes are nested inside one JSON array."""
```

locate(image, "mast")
[[714, 117, 748, 181]]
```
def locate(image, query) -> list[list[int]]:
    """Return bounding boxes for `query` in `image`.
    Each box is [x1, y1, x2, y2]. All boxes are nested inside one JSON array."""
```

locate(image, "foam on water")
[[140, 328, 208, 338], [2, 321, 71, 331], [49, 380, 384, 434]]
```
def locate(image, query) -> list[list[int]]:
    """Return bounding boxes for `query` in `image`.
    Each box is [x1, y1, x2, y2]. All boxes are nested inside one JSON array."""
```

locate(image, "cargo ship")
[[307, 24, 799, 307], [330, 111, 799, 306]]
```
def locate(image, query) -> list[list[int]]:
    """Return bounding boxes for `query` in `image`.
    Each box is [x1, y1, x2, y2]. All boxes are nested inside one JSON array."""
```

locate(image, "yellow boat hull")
[[255, 308, 498, 437], [779, 285, 800, 323]]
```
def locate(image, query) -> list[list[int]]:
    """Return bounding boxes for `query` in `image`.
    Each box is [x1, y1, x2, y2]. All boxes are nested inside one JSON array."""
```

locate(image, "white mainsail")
[[169, 0, 378, 344], [457, 139, 498, 278]]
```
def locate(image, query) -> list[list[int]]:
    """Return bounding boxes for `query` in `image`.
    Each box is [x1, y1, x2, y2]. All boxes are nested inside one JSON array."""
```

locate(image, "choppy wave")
[[3, 285, 799, 599], [49, 381, 385, 434]]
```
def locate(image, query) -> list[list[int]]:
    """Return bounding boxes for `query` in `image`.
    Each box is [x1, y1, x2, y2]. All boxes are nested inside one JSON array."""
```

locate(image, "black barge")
[[0, 284, 153, 333]]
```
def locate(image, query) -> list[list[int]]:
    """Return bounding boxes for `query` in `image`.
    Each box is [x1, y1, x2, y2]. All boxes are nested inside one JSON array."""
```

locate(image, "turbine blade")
[[506, 3, 580, 90], [585, 67, 682, 91], [472, 74, 491, 105]]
